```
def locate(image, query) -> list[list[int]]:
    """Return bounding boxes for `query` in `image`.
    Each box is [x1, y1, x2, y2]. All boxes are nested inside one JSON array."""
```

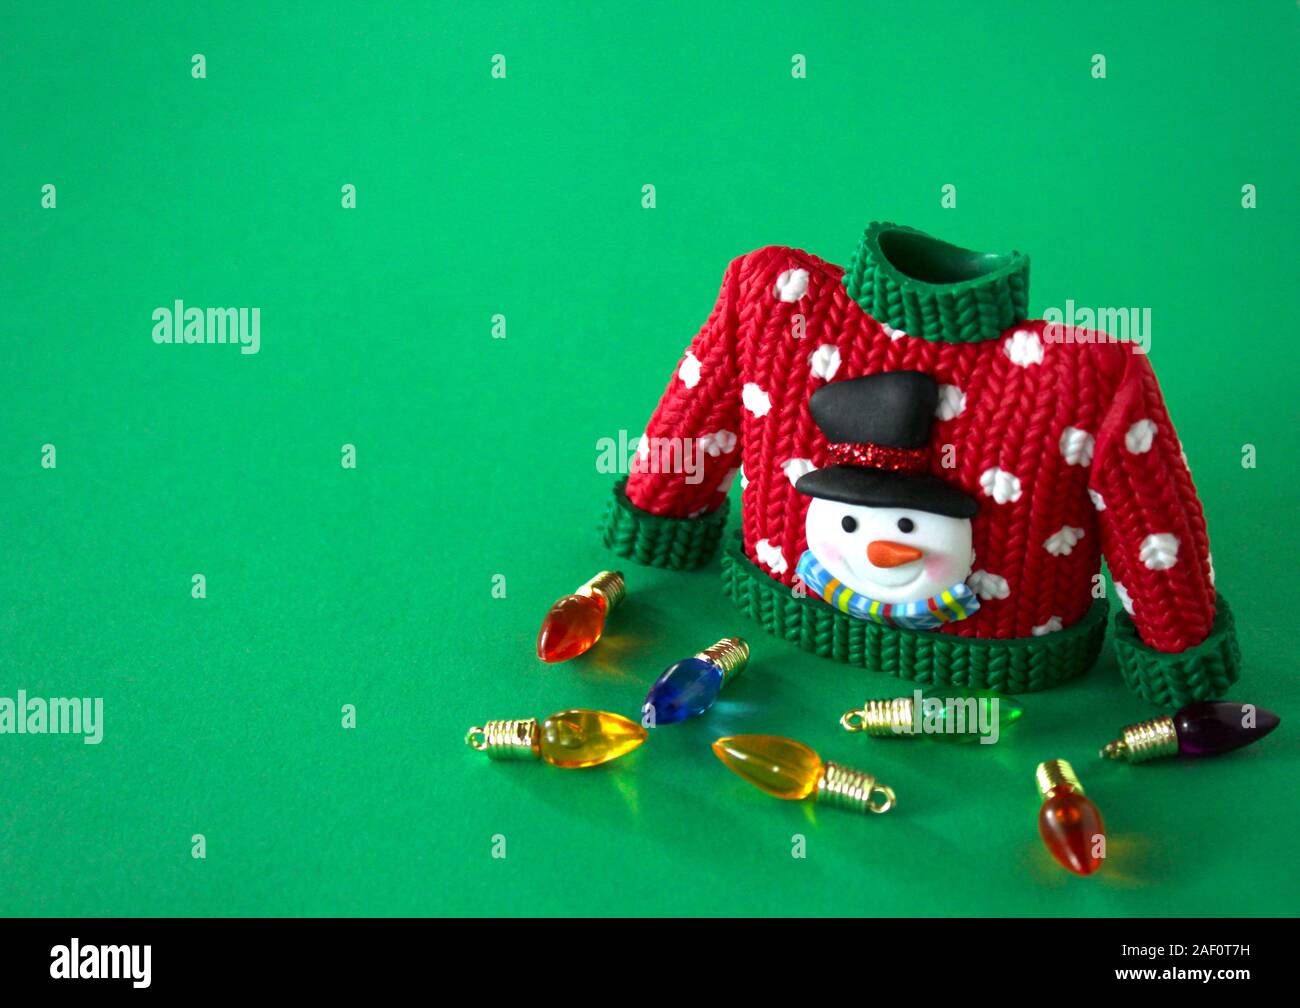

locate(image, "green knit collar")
[[842, 222, 1030, 344]]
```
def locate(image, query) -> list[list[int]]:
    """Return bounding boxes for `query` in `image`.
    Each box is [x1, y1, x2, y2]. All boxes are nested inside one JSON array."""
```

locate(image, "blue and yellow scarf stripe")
[[796, 550, 979, 631]]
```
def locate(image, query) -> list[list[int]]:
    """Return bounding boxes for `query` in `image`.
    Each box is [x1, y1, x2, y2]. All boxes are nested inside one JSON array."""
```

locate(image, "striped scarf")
[[796, 550, 980, 631]]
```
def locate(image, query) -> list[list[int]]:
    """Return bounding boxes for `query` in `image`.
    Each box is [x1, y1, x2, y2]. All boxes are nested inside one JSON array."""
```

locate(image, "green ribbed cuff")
[[601, 479, 728, 570], [842, 222, 1030, 344], [721, 536, 1106, 693], [1112, 593, 1242, 707]]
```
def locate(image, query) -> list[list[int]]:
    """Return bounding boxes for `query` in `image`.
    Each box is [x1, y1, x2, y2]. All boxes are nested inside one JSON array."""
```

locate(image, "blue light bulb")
[[642, 638, 748, 726]]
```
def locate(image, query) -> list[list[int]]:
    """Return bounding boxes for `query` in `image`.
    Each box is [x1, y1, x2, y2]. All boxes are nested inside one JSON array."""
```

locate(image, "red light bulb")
[[536, 571, 625, 663], [1035, 759, 1105, 876]]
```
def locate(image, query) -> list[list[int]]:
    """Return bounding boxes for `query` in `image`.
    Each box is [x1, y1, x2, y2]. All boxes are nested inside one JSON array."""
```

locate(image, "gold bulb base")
[[580, 570, 625, 610], [466, 718, 540, 760], [695, 637, 749, 683], [840, 697, 915, 737], [1035, 758, 1083, 799], [1101, 715, 1178, 763], [815, 761, 896, 814]]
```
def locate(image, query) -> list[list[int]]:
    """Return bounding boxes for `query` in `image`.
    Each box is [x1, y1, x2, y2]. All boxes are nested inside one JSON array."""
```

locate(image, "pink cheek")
[[812, 539, 844, 566], [924, 556, 957, 582]]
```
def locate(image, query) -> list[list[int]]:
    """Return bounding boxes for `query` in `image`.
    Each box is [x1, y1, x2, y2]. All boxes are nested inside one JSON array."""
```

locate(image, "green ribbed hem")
[[1112, 593, 1241, 707], [842, 222, 1029, 344], [720, 536, 1105, 693], [601, 479, 728, 570]]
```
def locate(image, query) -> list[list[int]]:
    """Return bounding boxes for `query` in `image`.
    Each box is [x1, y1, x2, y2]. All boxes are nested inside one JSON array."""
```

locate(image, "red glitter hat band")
[[826, 441, 929, 474]]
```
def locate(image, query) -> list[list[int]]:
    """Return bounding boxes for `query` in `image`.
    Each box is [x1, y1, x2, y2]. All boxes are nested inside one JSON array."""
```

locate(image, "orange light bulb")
[[536, 571, 625, 662], [466, 709, 646, 769], [1035, 759, 1106, 876]]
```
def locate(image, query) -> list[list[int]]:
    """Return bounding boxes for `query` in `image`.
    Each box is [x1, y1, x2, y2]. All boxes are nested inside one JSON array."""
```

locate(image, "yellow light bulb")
[[538, 709, 646, 768], [466, 709, 646, 769], [712, 734, 895, 814], [712, 734, 823, 799]]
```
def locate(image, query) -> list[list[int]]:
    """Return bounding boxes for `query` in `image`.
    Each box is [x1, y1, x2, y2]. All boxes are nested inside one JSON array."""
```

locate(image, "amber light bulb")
[[1035, 759, 1105, 876], [466, 709, 646, 768], [712, 734, 895, 815], [536, 571, 625, 663]]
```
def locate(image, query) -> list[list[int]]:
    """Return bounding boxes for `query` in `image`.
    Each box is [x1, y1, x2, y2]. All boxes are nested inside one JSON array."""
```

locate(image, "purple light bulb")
[[1174, 701, 1280, 757], [1102, 701, 1280, 763]]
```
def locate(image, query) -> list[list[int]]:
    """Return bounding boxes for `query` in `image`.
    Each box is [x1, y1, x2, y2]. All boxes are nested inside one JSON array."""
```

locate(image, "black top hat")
[[794, 371, 979, 518]]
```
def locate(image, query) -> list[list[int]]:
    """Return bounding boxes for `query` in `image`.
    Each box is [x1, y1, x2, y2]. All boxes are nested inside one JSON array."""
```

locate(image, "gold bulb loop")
[[466, 718, 539, 760], [816, 761, 895, 814], [695, 637, 749, 682], [1100, 715, 1178, 763], [841, 697, 915, 737], [580, 570, 625, 610], [868, 784, 897, 814], [840, 709, 866, 732]]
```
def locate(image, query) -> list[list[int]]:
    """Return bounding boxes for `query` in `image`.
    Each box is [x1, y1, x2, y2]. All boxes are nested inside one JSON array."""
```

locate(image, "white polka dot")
[[774, 268, 809, 302], [1032, 616, 1064, 636], [755, 538, 788, 574], [1059, 426, 1094, 466], [780, 458, 816, 486], [808, 344, 841, 381], [936, 384, 966, 421], [979, 466, 1023, 504], [716, 467, 740, 493], [742, 383, 772, 417], [1043, 526, 1085, 556], [677, 351, 701, 388], [1125, 419, 1157, 454], [1088, 488, 1106, 511], [967, 570, 1009, 600], [1004, 329, 1044, 367], [1140, 533, 1180, 570], [739, 466, 749, 491], [1207, 552, 1215, 586], [1114, 581, 1134, 616], [881, 322, 907, 340], [699, 430, 736, 457]]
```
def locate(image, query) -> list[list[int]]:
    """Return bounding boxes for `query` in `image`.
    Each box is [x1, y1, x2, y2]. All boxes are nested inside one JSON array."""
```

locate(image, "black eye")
[[841, 515, 858, 533], [897, 517, 915, 533]]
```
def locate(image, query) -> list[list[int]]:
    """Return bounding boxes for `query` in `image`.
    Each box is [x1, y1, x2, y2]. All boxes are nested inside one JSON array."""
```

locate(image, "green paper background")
[[2, 1, 1298, 917]]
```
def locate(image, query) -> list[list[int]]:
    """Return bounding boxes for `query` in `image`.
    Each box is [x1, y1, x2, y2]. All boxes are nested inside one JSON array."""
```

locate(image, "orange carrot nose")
[[867, 540, 924, 567]]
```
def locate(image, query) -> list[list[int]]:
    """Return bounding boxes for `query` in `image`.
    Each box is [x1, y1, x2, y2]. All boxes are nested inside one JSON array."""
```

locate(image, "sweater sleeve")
[[602, 256, 745, 569], [1089, 348, 1241, 705]]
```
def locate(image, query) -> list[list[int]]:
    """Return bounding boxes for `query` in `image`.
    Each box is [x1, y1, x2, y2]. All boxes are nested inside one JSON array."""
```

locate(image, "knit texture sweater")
[[604, 223, 1240, 703]]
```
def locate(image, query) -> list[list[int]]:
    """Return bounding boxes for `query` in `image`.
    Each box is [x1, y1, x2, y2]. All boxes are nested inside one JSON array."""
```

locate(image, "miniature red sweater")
[[604, 223, 1240, 703]]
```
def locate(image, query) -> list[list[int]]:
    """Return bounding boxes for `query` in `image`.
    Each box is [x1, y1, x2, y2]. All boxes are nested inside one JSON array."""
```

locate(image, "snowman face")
[[804, 498, 975, 605]]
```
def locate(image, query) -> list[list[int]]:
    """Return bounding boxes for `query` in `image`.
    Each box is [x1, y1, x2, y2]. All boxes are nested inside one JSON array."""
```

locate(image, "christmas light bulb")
[[535, 571, 625, 663], [643, 637, 749, 725], [466, 709, 646, 768], [712, 734, 895, 814], [1101, 700, 1280, 763], [1035, 759, 1105, 876], [840, 687, 1022, 743]]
